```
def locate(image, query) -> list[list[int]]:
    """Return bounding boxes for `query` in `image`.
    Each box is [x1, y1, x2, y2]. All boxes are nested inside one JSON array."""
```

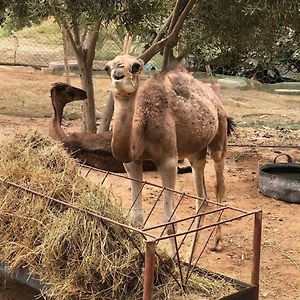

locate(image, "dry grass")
[[0, 131, 238, 299]]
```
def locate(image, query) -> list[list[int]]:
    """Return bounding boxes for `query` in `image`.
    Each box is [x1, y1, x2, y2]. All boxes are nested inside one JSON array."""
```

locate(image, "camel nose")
[[112, 70, 125, 81]]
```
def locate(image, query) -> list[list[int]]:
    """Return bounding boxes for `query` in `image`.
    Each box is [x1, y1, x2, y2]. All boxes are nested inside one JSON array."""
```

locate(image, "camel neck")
[[112, 92, 140, 162], [49, 98, 68, 141]]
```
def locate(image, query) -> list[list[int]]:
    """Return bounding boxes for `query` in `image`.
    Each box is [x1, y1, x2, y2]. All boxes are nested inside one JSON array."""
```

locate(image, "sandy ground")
[[0, 66, 299, 299]]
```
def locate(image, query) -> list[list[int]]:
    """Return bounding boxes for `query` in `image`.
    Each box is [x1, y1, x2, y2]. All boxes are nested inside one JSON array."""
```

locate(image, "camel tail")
[[227, 117, 236, 136]]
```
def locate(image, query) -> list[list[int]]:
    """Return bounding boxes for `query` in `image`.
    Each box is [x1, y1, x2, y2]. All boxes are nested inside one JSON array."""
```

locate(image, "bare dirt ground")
[[0, 67, 299, 300]]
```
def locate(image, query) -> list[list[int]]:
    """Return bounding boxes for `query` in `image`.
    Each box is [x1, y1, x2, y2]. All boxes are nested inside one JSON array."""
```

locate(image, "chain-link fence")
[[1, 20, 300, 81], [0, 20, 125, 68], [0, 20, 299, 130]]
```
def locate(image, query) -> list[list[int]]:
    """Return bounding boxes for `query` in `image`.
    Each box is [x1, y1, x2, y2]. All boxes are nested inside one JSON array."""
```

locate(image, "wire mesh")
[[1, 20, 299, 85]]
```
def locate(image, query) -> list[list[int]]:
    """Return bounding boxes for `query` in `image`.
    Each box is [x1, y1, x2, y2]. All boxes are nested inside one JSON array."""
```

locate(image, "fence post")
[[143, 239, 156, 300], [251, 210, 262, 299]]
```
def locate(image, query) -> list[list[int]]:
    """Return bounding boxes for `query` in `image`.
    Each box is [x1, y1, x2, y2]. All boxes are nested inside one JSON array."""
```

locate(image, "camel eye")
[[104, 65, 111, 75], [131, 63, 141, 74]]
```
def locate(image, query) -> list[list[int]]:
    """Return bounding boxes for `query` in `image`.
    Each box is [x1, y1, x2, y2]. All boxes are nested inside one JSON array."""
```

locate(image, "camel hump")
[[167, 72, 191, 100]]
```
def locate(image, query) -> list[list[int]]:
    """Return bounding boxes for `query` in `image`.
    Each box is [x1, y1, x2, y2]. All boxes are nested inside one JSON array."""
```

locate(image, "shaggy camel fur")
[[105, 55, 234, 255]]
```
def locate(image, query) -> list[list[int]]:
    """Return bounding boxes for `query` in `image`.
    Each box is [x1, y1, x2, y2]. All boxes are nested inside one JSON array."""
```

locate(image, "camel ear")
[[138, 59, 144, 69], [104, 64, 111, 76], [131, 59, 144, 73]]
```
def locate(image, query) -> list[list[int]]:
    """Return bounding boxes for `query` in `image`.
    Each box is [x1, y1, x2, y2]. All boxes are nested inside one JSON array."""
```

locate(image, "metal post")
[[143, 240, 156, 300], [251, 211, 262, 292]]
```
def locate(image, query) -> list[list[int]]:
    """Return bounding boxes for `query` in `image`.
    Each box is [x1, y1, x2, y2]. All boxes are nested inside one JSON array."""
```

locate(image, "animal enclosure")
[[0, 65, 299, 300]]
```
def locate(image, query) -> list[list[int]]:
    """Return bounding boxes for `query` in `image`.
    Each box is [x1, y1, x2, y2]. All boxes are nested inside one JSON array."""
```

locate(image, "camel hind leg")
[[210, 147, 226, 252]]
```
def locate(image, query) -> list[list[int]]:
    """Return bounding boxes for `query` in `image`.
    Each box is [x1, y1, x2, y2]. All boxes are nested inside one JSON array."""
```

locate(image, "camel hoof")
[[210, 240, 223, 252], [131, 212, 144, 228]]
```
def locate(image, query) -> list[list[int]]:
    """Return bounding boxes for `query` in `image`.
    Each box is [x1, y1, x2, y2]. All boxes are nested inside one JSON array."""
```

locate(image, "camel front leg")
[[156, 157, 177, 254], [124, 161, 144, 226]]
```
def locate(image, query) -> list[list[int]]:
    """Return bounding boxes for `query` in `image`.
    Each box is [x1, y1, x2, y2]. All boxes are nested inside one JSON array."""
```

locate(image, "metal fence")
[[0, 21, 122, 68], [1, 21, 299, 82]]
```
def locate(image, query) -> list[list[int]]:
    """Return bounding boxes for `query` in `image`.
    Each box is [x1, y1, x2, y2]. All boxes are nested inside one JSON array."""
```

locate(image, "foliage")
[[0, 0, 52, 31], [181, 0, 300, 73]]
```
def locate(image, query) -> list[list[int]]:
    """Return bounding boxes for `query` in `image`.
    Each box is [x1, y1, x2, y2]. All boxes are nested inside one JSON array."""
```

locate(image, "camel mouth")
[[113, 74, 125, 81]]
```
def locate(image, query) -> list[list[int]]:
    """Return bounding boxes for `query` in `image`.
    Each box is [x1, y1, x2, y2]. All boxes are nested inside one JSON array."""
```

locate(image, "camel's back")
[[136, 70, 227, 156]]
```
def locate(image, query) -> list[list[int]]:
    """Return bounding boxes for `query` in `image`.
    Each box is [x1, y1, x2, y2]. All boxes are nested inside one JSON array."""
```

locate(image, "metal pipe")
[[0, 179, 155, 239], [143, 240, 156, 300], [251, 210, 262, 291], [156, 211, 257, 241], [228, 143, 300, 150], [143, 206, 228, 232]]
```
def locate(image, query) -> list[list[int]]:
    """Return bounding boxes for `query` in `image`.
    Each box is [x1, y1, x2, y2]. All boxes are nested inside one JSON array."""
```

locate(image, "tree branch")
[[153, 13, 173, 44], [86, 19, 102, 68], [139, 0, 196, 64], [162, 0, 188, 69], [71, 15, 81, 49], [48, 0, 83, 60]]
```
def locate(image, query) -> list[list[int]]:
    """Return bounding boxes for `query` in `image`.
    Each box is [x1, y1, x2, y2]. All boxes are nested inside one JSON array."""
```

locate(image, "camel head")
[[50, 83, 87, 107], [105, 55, 144, 95]]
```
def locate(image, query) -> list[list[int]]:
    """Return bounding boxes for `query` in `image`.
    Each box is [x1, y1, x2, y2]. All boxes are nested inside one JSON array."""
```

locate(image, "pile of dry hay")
[[0, 131, 237, 300]]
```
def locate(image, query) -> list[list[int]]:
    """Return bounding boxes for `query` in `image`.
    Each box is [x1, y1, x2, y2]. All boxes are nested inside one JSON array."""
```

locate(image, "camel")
[[105, 55, 234, 256], [49, 82, 128, 172], [49, 82, 190, 173]]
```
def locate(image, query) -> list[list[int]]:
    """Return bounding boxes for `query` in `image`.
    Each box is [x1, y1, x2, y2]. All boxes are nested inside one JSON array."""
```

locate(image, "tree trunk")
[[77, 57, 97, 133], [62, 27, 71, 84], [98, 91, 114, 133]]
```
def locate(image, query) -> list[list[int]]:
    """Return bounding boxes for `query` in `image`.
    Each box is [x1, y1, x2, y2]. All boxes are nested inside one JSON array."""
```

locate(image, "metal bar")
[[185, 210, 224, 282], [120, 227, 146, 261], [84, 166, 93, 178], [172, 224, 185, 291], [143, 240, 156, 300], [128, 181, 146, 214], [144, 206, 229, 232], [251, 211, 262, 289], [156, 212, 257, 241], [80, 165, 250, 213], [228, 143, 300, 150], [0, 179, 156, 239], [177, 199, 207, 252], [100, 171, 110, 185], [143, 187, 165, 227], [155, 251, 182, 288], [158, 192, 186, 239]]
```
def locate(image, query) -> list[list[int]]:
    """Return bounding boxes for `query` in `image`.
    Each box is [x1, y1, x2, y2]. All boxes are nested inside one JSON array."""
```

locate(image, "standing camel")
[[105, 55, 234, 255]]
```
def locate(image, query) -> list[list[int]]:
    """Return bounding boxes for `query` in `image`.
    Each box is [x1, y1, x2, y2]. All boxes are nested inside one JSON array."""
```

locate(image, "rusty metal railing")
[[0, 165, 262, 300]]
